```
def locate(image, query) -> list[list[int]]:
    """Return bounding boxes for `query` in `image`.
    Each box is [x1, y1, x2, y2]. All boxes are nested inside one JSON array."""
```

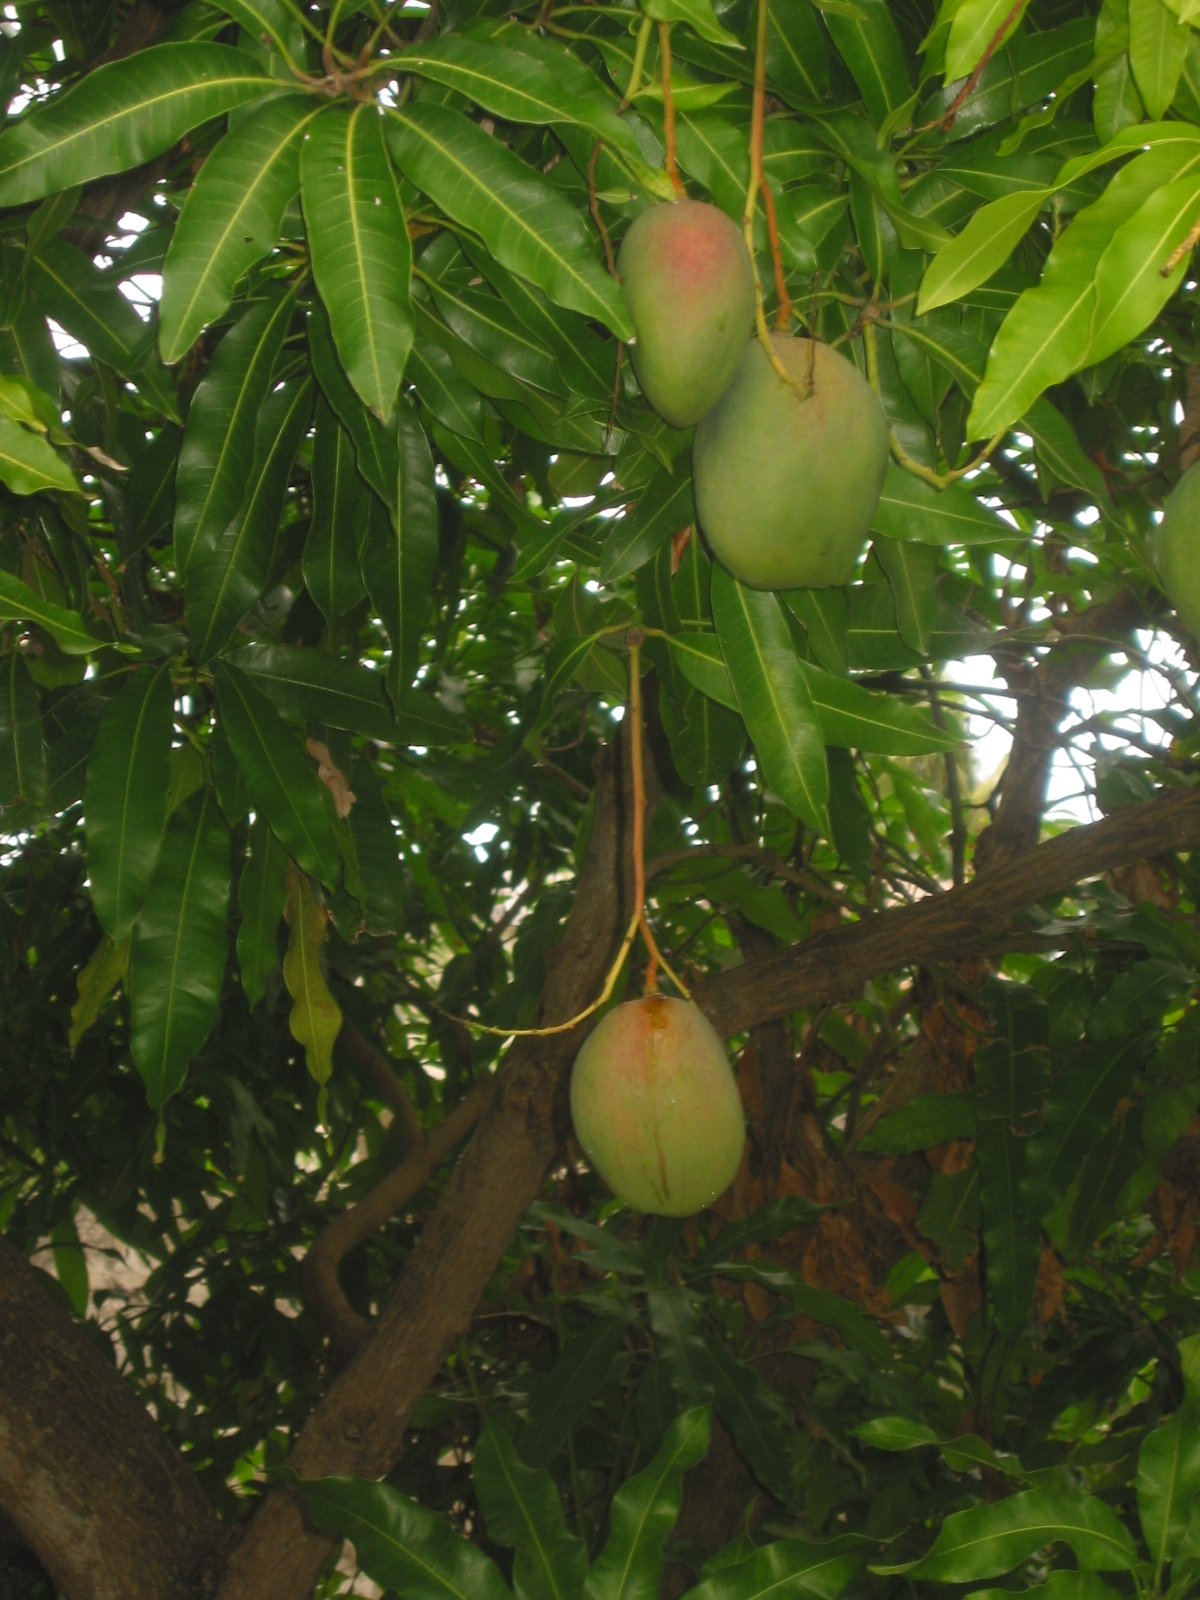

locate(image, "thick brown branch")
[[302, 1076, 495, 1358], [695, 783, 1200, 1039], [217, 741, 635, 1600], [0, 1238, 224, 1600]]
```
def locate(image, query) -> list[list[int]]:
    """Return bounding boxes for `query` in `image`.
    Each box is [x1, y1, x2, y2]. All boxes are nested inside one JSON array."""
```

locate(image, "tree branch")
[[695, 783, 1200, 1039], [0, 1239, 224, 1600]]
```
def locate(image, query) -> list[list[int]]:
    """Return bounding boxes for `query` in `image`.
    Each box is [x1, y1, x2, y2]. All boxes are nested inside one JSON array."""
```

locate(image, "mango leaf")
[[857, 1094, 975, 1154], [359, 398, 439, 698], [186, 375, 313, 663], [945, 0, 1033, 83], [282, 863, 342, 1116], [236, 816, 286, 1008], [1085, 172, 1200, 367], [173, 284, 296, 575], [0, 649, 46, 808], [83, 664, 174, 941], [473, 1424, 588, 1600], [303, 400, 369, 627], [822, 0, 911, 124], [873, 537, 937, 655], [872, 467, 1019, 544], [584, 1408, 712, 1600], [681, 1536, 862, 1600], [601, 470, 692, 583], [1138, 1394, 1200, 1577], [213, 661, 343, 889], [159, 94, 317, 362], [128, 787, 232, 1112], [219, 0, 306, 64], [1129, 0, 1190, 116], [0, 43, 283, 206], [307, 302, 400, 511], [765, 1, 829, 102], [68, 934, 129, 1050], [387, 102, 633, 340], [641, 0, 742, 48], [401, 33, 647, 172], [300, 1476, 512, 1600], [711, 569, 828, 835], [873, 1487, 1140, 1578], [0, 415, 79, 496], [852, 1416, 940, 1451], [522, 1310, 638, 1468], [229, 641, 399, 743], [302, 102, 412, 423], [917, 189, 1047, 314]]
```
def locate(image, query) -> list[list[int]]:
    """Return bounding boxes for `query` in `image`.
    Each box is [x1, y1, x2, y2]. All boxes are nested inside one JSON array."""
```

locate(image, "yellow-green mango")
[[693, 332, 890, 590], [618, 199, 755, 429], [570, 995, 744, 1217], [1156, 460, 1200, 639]]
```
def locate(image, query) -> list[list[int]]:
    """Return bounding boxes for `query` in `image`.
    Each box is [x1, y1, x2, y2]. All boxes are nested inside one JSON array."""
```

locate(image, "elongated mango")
[[570, 995, 744, 1217], [618, 199, 755, 429], [693, 332, 889, 590], [1156, 460, 1200, 639]]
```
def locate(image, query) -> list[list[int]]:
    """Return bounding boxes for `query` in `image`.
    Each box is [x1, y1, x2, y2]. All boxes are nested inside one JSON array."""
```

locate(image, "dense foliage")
[[4, 1, 1200, 1598]]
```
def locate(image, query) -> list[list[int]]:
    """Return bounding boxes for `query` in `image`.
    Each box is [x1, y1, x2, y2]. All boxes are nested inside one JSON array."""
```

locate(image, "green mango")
[[570, 995, 744, 1217], [618, 198, 755, 429], [1156, 460, 1200, 639], [693, 332, 889, 590]]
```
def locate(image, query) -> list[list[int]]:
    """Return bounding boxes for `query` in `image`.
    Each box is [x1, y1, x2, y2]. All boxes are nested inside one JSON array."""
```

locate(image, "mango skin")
[[1156, 461, 1200, 639], [618, 199, 755, 429], [570, 996, 744, 1217], [693, 332, 890, 590]]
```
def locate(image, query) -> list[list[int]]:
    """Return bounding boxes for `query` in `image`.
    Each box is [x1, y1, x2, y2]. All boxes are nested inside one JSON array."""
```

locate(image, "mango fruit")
[[1156, 460, 1200, 639], [570, 995, 744, 1217], [618, 199, 755, 429], [693, 332, 890, 590]]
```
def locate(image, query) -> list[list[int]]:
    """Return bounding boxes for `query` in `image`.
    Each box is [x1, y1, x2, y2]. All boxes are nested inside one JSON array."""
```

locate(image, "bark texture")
[[0, 1239, 223, 1600]]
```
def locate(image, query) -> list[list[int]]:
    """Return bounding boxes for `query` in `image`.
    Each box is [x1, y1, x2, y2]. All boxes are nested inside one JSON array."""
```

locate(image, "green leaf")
[[229, 641, 402, 743], [1138, 1395, 1200, 1576], [307, 301, 400, 511], [797, 659, 960, 756], [159, 94, 317, 362], [474, 1424, 588, 1600], [642, 0, 742, 48], [0, 415, 79, 496], [522, 1311, 638, 1468], [1085, 172, 1200, 366], [1129, 0, 1190, 116], [49, 1211, 88, 1317], [711, 569, 829, 835], [822, 0, 911, 124], [186, 375, 313, 663], [857, 1094, 975, 1154], [852, 1416, 940, 1451], [400, 33, 647, 172], [173, 284, 296, 576], [128, 787, 231, 1111], [873, 1487, 1140, 1579], [765, 1, 830, 102], [584, 1408, 712, 1600], [236, 816, 286, 1008], [681, 1536, 862, 1600], [303, 399, 369, 627], [0, 649, 47, 808], [25, 236, 162, 387], [83, 664, 175, 941], [945, 0, 1033, 83], [359, 399, 440, 697], [917, 189, 1047, 314], [387, 102, 633, 340], [601, 470, 693, 583], [282, 863, 342, 1115], [213, 661, 343, 889], [303, 102, 412, 423], [301, 1476, 513, 1600], [870, 467, 1017, 550], [0, 43, 283, 207], [219, 0, 306, 65], [68, 934, 129, 1050], [873, 537, 937, 655]]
